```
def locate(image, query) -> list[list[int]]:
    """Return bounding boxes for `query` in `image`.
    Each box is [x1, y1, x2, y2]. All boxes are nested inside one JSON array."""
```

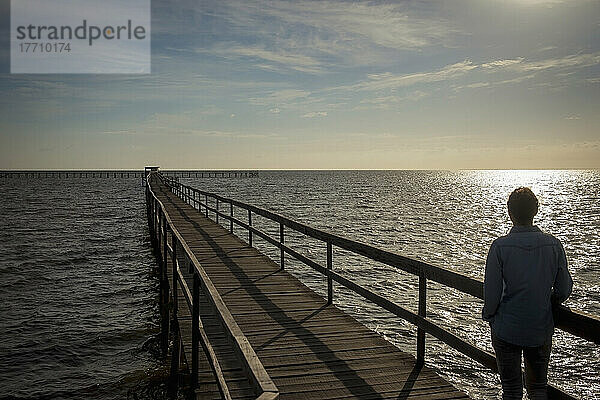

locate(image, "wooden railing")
[[160, 170, 259, 178], [161, 173, 600, 400], [0, 170, 146, 178], [146, 173, 279, 400]]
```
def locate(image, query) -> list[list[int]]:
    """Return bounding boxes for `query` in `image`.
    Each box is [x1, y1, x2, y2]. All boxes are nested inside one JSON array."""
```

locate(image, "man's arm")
[[482, 243, 503, 322], [552, 241, 573, 304]]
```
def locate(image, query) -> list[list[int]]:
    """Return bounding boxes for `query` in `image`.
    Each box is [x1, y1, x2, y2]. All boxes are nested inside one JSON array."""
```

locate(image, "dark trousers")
[[491, 333, 552, 400]]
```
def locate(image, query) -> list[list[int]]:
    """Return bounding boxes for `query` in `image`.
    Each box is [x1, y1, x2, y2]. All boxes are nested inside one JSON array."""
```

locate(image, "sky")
[[0, 0, 599, 170]]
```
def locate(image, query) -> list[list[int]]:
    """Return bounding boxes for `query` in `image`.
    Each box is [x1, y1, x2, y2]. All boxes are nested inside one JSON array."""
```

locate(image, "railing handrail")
[[161, 174, 599, 344], [147, 173, 279, 399], [161, 173, 600, 400], [175, 262, 232, 400]]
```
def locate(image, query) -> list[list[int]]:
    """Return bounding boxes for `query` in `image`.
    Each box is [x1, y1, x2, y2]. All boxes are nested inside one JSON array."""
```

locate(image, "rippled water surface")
[[0, 177, 165, 400], [1, 171, 598, 400], [180, 170, 600, 400]]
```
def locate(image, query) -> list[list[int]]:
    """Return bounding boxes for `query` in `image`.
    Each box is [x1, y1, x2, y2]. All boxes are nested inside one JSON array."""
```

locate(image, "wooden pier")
[[0, 169, 258, 179], [145, 170, 599, 400]]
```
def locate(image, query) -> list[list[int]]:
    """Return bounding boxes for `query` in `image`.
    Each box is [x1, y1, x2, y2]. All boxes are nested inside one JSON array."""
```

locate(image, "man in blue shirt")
[[483, 187, 573, 400]]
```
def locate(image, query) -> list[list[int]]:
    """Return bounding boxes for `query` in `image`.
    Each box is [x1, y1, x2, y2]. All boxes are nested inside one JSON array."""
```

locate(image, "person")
[[482, 187, 573, 400]]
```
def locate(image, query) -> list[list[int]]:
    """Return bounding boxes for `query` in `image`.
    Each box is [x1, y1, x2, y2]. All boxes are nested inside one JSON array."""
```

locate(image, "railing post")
[[153, 199, 158, 245], [155, 200, 160, 244], [417, 271, 427, 366], [279, 223, 284, 270], [162, 213, 167, 282], [149, 197, 155, 240], [191, 272, 200, 389], [160, 217, 170, 356], [171, 229, 178, 317], [157, 208, 162, 260], [146, 186, 151, 233], [248, 210, 253, 247], [216, 198, 219, 224], [230, 201, 234, 233], [167, 221, 179, 394], [327, 241, 333, 305], [205, 195, 209, 217]]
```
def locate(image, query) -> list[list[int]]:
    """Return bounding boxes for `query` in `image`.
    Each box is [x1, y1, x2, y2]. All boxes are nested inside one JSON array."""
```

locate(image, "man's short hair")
[[508, 187, 539, 225]]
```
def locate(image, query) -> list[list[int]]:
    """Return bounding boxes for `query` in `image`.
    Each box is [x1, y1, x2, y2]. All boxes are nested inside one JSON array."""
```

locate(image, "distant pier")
[[145, 168, 597, 399], [0, 170, 258, 179]]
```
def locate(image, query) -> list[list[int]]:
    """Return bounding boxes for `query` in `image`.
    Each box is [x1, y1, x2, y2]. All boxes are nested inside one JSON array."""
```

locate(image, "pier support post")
[[157, 208, 162, 261], [153, 199, 158, 246], [230, 201, 234, 233], [146, 186, 151, 232], [148, 188, 153, 229], [160, 214, 170, 356], [248, 210, 253, 247], [327, 241, 333, 305], [151, 198, 156, 246], [417, 272, 427, 366], [191, 273, 200, 389], [279, 223, 285, 270], [168, 222, 180, 398], [163, 215, 168, 286], [216, 199, 219, 224], [172, 230, 178, 318]]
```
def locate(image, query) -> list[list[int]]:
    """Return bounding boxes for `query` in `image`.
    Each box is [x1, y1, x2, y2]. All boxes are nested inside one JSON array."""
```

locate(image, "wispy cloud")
[[340, 60, 477, 92], [355, 91, 428, 110], [207, 44, 325, 74], [481, 58, 525, 69], [102, 111, 278, 139], [248, 89, 312, 107], [236, 0, 457, 50], [337, 51, 600, 95], [103, 126, 276, 139], [302, 111, 328, 118], [481, 52, 600, 73], [199, 0, 460, 73], [451, 74, 536, 92]]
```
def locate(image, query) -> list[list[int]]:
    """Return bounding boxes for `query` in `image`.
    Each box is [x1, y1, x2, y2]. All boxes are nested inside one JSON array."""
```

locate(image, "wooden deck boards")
[[153, 180, 469, 400]]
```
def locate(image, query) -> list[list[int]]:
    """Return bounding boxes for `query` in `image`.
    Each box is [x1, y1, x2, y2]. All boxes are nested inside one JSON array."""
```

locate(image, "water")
[[180, 170, 599, 400], [1, 170, 598, 399], [0, 177, 166, 400]]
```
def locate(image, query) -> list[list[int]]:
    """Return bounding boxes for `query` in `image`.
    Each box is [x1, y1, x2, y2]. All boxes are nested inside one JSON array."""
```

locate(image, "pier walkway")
[[148, 174, 468, 399], [145, 171, 599, 400]]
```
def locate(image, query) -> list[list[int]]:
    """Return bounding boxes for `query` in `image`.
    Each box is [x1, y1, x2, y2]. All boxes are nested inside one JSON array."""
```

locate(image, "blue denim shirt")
[[482, 225, 573, 347]]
